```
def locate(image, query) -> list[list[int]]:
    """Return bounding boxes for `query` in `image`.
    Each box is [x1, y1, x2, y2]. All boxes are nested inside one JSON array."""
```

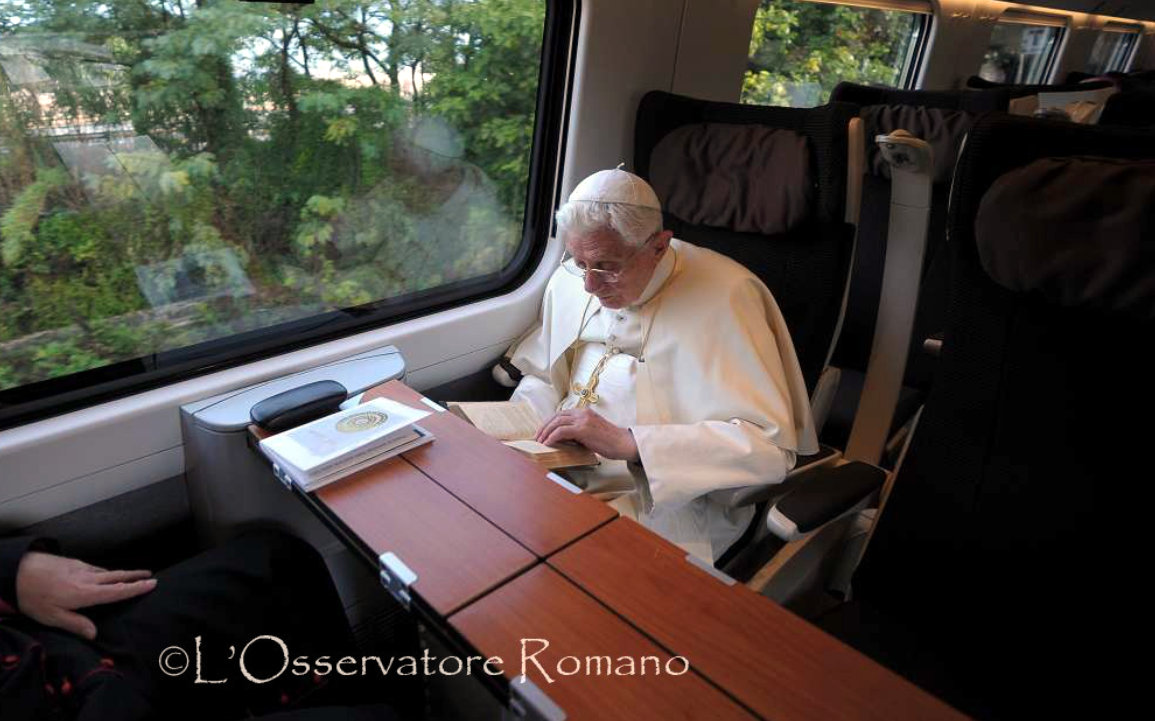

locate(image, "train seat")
[[633, 90, 858, 409], [830, 81, 1010, 112], [822, 84, 978, 463], [629, 90, 860, 566], [964, 74, 1114, 98], [807, 115, 1155, 719], [1100, 89, 1155, 128]]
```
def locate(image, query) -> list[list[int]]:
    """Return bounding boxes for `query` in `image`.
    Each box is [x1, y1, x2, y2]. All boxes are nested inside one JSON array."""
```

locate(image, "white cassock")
[[509, 238, 818, 563]]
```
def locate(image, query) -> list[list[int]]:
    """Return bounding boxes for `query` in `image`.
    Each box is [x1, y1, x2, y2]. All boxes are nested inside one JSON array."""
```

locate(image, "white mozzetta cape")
[[509, 239, 818, 545]]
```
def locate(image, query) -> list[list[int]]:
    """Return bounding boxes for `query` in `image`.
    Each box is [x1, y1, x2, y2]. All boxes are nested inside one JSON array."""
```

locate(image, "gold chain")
[[565, 247, 679, 410]]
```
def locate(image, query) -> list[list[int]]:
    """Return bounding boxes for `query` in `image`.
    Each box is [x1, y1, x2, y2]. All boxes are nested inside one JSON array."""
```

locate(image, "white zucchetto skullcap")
[[568, 167, 662, 210]]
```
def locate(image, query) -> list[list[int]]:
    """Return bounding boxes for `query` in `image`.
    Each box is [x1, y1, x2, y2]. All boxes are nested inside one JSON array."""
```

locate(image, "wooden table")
[[251, 381, 968, 720], [367, 381, 616, 557], [551, 518, 969, 721], [451, 564, 756, 721]]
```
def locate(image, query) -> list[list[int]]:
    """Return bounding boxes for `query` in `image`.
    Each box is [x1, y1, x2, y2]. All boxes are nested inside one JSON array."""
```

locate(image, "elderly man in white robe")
[[507, 168, 818, 564]]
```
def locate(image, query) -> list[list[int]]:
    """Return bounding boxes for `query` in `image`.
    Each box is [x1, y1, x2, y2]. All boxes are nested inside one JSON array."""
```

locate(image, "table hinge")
[[505, 676, 566, 721], [378, 552, 418, 610], [685, 552, 737, 586], [271, 463, 293, 490]]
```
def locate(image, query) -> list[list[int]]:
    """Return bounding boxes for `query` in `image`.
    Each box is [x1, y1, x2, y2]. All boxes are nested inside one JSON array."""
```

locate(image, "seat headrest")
[[830, 81, 1008, 113], [965, 76, 1114, 98], [648, 123, 812, 236], [1101, 91, 1155, 128], [861, 105, 973, 184], [976, 156, 1155, 320]]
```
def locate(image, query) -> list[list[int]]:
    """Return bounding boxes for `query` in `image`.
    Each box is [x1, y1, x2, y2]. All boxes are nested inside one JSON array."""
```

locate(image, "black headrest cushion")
[[976, 157, 1155, 319], [649, 122, 813, 236], [965, 76, 1114, 97], [862, 105, 973, 184]]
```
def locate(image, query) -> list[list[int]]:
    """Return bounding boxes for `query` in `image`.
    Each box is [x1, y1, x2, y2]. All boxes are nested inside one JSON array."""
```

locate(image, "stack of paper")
[[260, 398, 432, 491]]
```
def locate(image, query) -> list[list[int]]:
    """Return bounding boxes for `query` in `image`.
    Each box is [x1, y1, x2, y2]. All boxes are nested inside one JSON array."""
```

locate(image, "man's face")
[[565, 228, 670, 309]]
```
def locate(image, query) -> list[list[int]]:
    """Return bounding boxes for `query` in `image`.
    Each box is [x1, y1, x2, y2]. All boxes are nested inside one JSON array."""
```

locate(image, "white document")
[[260, 398, 431, 489]]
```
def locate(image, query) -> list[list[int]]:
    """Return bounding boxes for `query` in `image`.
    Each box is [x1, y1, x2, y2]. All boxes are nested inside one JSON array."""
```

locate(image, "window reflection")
[[1087, 30, 1139, 75], [979, 22, 1062, 85], [0, 0, 541, 392]]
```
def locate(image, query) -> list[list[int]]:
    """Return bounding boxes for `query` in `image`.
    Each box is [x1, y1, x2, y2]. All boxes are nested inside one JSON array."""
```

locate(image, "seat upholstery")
[[1100, 90, 1155, 128], [634, 91, 857, 393], [964, 75, 1114, 98], [822, 84, 979, 453], [830, 80, 1010, 113], [821, 115, 1155, 719]]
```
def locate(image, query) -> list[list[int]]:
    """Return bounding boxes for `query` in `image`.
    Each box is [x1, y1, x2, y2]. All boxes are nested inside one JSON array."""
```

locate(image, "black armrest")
[[250, 380, 347, 433], [766, 461, 886, 541]]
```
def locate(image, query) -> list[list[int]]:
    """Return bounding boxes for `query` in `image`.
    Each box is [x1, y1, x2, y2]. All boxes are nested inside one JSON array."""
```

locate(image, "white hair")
[[555, 201, 662, 247]]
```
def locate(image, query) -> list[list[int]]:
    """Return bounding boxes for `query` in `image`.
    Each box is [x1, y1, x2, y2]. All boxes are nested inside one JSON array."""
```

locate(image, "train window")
[[0, 0, 569, 429], [978, 11, 1066, 85], [742, 0, 932, 108], [1086, 23, 1142, 75]]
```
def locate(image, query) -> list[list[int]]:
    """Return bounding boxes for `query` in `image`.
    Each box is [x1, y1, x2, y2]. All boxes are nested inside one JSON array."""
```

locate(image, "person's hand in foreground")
[[16, 551, 157, 640], [536, 407, 640, 462]]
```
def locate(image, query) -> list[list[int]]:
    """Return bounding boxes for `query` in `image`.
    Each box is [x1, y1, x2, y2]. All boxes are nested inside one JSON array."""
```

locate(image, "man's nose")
[[584, 272, 603, 293]]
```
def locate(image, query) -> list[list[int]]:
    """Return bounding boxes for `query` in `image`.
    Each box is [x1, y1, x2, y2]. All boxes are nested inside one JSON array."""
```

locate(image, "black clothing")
[[1, 530, 400, 721]]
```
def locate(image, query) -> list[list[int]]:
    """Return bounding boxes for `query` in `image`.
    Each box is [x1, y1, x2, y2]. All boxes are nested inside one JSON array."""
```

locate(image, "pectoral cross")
[[572, 346, 620, 408]]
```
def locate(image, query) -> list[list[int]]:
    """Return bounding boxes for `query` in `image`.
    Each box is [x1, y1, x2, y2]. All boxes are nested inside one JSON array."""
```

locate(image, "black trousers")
[[8, 530, 408, 721]]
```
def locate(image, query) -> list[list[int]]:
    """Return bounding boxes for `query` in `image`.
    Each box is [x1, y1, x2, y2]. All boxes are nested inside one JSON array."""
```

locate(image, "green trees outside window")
[[0, 0, 546, 392], [743, 0, 926, 108]]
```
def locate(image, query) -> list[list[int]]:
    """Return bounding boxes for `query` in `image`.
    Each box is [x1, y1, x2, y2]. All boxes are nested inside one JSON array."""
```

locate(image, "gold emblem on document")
[[336, 410, 388, 433]]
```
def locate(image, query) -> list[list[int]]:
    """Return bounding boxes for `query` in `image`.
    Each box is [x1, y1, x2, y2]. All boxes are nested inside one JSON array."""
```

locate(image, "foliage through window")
[[742, 0, 929, 108], [978, 21, 1062, 85], [0, 0, 549, 396]]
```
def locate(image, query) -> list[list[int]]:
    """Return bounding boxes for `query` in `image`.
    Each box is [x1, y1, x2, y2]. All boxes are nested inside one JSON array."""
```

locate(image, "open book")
[[260, 398, 433, 491], [447, 401, 598, 470]]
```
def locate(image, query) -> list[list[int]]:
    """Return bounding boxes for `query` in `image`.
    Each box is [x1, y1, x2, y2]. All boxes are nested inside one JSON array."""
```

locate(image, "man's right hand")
[[16, 552, 157, 640], [536, 407, 641, 462]]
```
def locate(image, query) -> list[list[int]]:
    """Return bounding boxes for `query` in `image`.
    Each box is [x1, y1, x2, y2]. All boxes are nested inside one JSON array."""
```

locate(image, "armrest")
[[766, 461, 886, 541], [723, 444, 841, 509]]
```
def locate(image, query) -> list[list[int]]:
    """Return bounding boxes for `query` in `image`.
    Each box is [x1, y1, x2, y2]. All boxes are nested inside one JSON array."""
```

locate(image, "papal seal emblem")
[[336, 410, 388, 433]]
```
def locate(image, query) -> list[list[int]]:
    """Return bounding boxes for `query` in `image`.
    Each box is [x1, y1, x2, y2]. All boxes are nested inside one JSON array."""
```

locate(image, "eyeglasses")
[[559, 234, 654, 284]]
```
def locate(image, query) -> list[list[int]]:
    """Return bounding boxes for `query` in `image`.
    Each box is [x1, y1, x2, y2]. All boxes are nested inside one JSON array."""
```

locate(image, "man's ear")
[[653, 230, 674, 255]]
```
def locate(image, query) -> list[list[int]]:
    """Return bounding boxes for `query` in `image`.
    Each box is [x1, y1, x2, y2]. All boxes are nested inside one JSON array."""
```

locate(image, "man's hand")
[[16, 552, 157, 641], [536, 408, 640, 462]]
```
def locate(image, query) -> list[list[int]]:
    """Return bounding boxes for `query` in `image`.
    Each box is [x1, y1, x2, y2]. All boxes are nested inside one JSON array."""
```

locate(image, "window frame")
[[0, 0, 577, 431], [899, 6, 934, 89]]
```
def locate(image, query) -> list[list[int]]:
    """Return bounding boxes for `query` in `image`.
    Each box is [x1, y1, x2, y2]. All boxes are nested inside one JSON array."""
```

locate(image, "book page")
[[503, 439, 559, 454], [451, 401, 542, 441]]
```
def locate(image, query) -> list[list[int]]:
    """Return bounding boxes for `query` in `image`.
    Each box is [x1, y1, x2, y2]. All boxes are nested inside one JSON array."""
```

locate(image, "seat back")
[[852, 114, 1155, 715], [634, 91, 858, 393], [830, 81, 1009, 112], [821, 83, 978, 450], [1064, 70, 1098, 84], [1113, 68, 1155, 92], [1100, 90, 1155, 127], [964, 74, 1114, 97]]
